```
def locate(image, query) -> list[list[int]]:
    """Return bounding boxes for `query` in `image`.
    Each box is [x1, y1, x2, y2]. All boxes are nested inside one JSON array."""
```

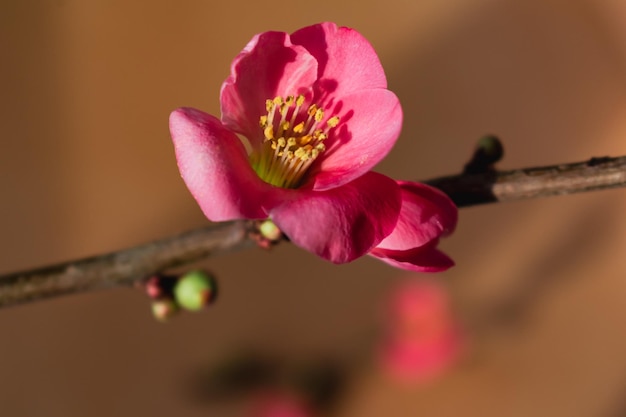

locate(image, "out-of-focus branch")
[[0, 154, 625, 310]]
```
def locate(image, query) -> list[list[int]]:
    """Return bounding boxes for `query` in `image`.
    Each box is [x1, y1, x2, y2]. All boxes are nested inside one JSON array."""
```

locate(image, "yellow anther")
[[277, 137, 286, 148], [273, 96, 282, 105], [314, 108, 324, 122], [294, 148, 305, 160], [299, 135, 312, 146], [285, 96, 294, 105], [312, 148, 320, 159], [266, 99, 273, 112], [327, 116, 340, 128], [307, 104, 318, 116], [317, 133, 328, 141], [281, 121, 290, 131], [296, 95, 305, 106], [293, 122, 305, 134], [264, 125, 274, 140], [259, 115, 268, 127]]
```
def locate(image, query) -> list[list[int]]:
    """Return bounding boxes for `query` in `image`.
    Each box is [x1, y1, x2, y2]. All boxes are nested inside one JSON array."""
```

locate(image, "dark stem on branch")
[[1, 155, 625, 309]]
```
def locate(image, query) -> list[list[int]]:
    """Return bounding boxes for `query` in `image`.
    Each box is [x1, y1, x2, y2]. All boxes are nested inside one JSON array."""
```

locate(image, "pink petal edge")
[[370, 241, 455, 272], [305, 88, 403, 191], [170, 107, 272, 221], [291, 22, 388, 99], [220, 31, 318, 145], [376, 181, 458, 251], [270, 172, 401, 263]]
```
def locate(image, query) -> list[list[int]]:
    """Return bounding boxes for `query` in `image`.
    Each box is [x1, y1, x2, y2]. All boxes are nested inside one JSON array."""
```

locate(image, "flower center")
[[250, 95, 340, 189]]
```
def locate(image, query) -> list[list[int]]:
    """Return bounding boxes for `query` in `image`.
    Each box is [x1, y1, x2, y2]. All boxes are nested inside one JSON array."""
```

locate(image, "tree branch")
[[1, 155, 625, 309], [0, 221, 255, 308], [426, 155, 626, 207]]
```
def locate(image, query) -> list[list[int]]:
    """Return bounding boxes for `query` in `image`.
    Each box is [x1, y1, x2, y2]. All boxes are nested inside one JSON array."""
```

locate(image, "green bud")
[[173, 270, 216, 311], [258, 219, 282, 241]]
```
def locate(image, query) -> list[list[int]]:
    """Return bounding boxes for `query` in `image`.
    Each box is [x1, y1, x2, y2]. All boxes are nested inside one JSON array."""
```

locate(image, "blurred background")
[[2, 0, 626, 415]]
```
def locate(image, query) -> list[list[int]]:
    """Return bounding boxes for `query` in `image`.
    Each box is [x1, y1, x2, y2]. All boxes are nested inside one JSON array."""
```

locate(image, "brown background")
[[2, 0, 626, 416]]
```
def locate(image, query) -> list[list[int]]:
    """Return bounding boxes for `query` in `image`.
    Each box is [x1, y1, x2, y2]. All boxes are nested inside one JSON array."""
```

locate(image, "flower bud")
[[259, 219, 283, 241], [144, 274, 177, 299], [477, 134, 504, 163], [173, 270, 217, 311], [463, 134, 504, 174], [151, 299, 179, 322]]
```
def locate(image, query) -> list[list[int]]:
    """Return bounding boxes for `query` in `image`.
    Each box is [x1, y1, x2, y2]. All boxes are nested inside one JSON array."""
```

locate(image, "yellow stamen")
[[252, 95, 341, 188]]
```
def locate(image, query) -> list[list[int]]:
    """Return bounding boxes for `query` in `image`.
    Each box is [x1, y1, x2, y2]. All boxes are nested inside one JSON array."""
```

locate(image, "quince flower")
[[169, 22, 456, 270]]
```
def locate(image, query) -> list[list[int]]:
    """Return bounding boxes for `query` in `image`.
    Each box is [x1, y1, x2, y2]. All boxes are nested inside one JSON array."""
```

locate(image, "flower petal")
[[376, 182, 458, 251], [370, 241, 455, 272], [291, 22, 388, 98], [170, 107, 271, 221], [270, 172, 401, 263], [303, 88, 402, 190], [220, 31, 318, 145]]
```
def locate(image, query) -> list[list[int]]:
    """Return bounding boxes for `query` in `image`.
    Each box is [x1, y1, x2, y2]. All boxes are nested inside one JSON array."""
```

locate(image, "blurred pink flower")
[[169, 22, 456, 270], [380, 279, 464, 382], [249, 392, 312, 417]]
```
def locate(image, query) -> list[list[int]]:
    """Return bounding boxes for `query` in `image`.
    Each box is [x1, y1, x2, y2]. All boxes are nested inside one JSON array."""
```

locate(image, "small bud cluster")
[[142, 270, 217, 321]]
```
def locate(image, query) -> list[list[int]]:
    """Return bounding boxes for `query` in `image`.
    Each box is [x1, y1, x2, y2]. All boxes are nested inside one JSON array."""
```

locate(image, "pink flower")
[[379, 279, 464, 383], [169, 22, 456, 269]]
